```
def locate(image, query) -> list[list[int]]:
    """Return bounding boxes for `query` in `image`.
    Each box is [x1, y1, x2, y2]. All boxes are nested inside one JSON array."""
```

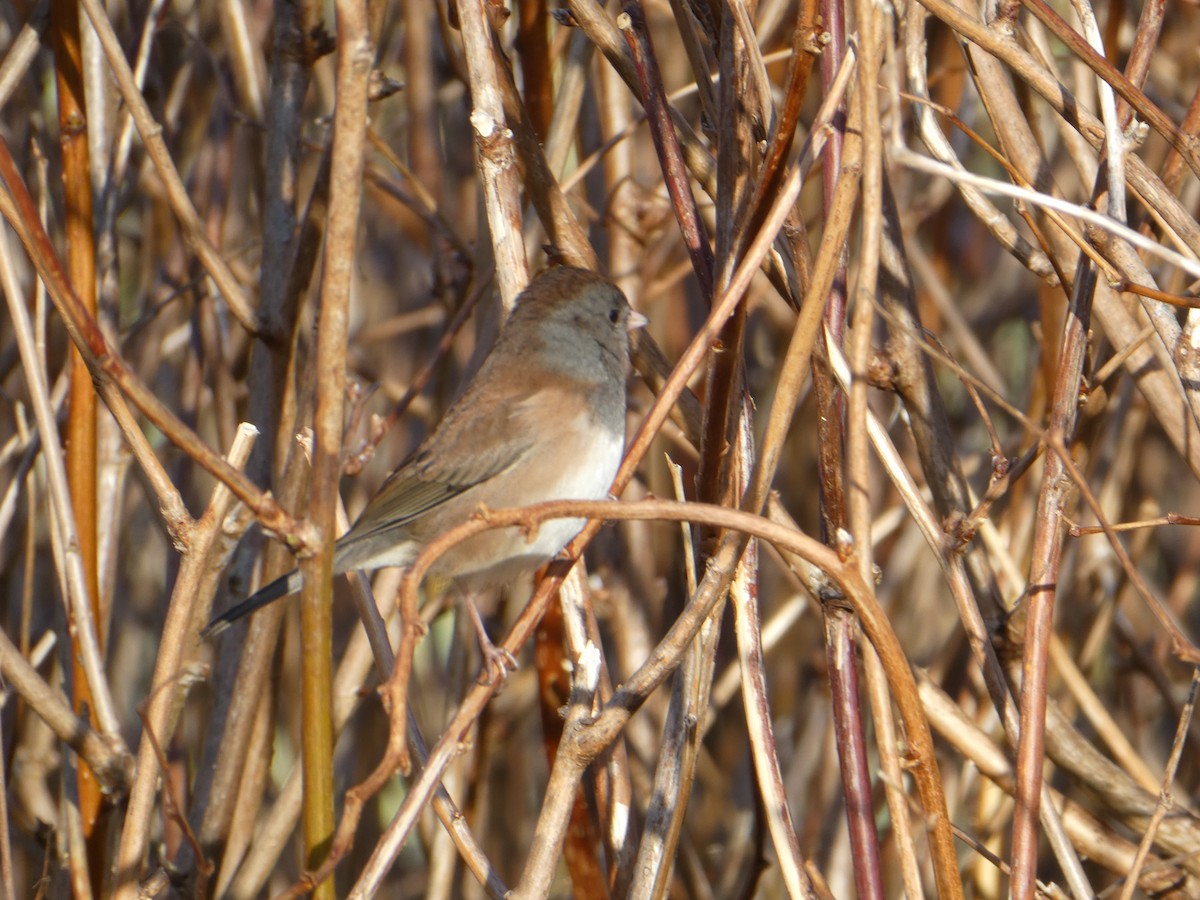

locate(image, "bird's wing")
[[337, 385, 536, 548]]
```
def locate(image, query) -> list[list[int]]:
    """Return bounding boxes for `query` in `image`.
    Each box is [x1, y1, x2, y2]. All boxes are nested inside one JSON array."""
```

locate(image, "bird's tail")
[[201, 569, 303, 639]]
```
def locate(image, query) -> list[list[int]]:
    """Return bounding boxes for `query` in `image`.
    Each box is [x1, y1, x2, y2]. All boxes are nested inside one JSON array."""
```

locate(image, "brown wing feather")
[[335, 370, 536, 550]]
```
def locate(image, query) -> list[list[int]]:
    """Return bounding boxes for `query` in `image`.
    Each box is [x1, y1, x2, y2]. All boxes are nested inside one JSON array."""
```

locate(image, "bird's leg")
[[466, 597, 517, 683]]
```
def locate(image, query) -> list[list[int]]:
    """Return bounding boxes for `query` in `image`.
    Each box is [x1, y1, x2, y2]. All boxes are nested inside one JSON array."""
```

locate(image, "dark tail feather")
[[201, 569, 302, 639]]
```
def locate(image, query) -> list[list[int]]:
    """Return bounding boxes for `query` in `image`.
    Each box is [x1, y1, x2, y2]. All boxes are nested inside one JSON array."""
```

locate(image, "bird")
[[203, 266, 646, 678]]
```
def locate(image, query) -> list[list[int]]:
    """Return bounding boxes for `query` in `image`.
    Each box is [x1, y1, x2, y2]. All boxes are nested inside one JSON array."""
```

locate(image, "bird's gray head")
[[502, 267, 645, 381]]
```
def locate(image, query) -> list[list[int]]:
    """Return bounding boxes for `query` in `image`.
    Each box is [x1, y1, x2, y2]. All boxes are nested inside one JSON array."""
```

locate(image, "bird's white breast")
[[516, 410, 623, 554], [436, 406, 625, 588], [534, 413, 624, 502]]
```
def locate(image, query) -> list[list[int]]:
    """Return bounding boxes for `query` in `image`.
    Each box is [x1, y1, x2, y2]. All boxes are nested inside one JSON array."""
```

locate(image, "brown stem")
[[458, 0, 529, 307], [0, 140, 301, 539], [0, 626, 130, 791], [299, 0, 372, 892], [618, 2, 715, 298], [49, 0, 102, 846], [1015, 0, 1199, 177], [76, 0, 260, 334], [111, 425, 257, 899], [514, 0, 552, 139]]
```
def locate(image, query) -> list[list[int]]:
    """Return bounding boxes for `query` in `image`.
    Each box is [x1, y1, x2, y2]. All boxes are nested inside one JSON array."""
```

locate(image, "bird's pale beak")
[[628, 310, 649, 332]]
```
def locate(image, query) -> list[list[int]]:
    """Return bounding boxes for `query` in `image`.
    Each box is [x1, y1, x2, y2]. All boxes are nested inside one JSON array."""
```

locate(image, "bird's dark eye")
[[608, 307, 620, 324]]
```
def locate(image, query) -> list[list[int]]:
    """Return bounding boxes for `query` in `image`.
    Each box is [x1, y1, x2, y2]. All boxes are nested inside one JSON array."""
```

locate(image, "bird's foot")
[[468, 600, 517, 684]]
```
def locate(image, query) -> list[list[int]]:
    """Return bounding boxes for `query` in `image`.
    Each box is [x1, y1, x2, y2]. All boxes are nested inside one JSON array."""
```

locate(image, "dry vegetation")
[[2, 0, 1200, 895]]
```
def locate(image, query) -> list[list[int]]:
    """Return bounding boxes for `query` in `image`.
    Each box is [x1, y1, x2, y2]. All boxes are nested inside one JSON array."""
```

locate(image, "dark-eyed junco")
[[204, 266, 645, 674]]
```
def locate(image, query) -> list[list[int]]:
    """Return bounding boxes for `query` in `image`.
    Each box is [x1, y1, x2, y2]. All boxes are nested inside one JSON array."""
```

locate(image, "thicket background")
[[1, 0, 1199, 895]]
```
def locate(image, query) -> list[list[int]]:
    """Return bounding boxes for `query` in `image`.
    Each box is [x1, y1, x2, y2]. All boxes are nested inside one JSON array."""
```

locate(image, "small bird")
[[204, 266, 645, 677]]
